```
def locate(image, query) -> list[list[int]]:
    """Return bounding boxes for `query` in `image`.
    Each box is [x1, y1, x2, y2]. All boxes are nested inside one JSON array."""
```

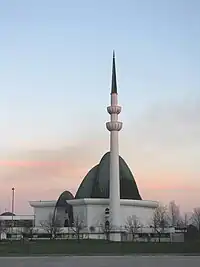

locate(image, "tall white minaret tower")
[[106, 51, 122, 241]]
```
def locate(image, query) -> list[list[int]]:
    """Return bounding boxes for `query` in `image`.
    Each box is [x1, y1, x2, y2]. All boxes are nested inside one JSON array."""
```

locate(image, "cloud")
[[0, 95, 200, 213], [0, 134, 109, 213], [123, 95, 200, 166], [120, 95, 200, 211]]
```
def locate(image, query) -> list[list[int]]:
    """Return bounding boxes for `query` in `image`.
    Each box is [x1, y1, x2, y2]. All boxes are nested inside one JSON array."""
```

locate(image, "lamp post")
[[11, 187, 15, 236]]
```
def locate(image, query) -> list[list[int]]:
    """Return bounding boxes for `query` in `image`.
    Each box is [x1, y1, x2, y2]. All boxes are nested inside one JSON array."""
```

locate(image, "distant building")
[[0, 212, 34, 228]]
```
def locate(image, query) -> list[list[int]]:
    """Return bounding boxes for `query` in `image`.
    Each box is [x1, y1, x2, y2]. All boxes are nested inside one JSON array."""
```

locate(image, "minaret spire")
[[111, 51, 117, 94], [106, 52, 122, 241]]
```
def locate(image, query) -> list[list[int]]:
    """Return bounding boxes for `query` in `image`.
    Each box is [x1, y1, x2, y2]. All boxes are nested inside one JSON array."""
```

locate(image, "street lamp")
[[11, 188, 15, 237]]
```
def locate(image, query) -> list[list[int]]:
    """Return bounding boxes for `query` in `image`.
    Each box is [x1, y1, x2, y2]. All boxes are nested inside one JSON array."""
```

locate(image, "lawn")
[[0, 239, 200, 256]]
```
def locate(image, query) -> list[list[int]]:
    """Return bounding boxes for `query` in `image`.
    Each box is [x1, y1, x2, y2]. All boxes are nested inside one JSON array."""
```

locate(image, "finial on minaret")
[[111, 50, 117, 94]]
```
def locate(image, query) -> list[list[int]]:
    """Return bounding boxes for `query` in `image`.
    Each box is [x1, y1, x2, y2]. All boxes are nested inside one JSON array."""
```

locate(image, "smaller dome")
[[53, 190, 74, 227], [56, 190, 74, 207], [0, 212, 15, 216]]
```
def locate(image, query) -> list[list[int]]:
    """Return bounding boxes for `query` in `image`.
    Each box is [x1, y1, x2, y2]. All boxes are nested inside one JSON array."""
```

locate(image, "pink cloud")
[[0, 145, 101, 213], [0, 160, 72, 167]]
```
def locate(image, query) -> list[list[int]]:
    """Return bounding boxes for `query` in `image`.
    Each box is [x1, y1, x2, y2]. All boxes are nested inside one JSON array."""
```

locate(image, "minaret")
[[106, 51, 122, 241]]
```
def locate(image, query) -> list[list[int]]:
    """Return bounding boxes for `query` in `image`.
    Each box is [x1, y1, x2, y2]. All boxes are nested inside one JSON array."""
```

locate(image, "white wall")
[[31, 199, 158, 229], [29, 201, 56, 227], [86, 204, 155, 228], [34, 206, 55, 226], [68, 199, 157, 230], [73, 205, 87, 226], [87, 204, 108, 228], [121, 205, 155, 227]]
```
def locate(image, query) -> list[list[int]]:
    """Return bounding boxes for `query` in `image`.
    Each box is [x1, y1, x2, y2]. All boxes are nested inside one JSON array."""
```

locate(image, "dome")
[[52, 190, 74, 227], [75, 152, 142, 200], [55, 190, 74, 207], [0, 212, 15, 216]]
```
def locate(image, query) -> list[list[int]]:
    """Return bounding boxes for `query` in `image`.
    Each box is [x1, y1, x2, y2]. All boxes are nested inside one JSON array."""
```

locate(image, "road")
[[0, 256, 200, 267]]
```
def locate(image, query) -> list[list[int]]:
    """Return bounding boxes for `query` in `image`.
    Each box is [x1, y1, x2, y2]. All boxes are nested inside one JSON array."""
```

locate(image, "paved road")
[[1, 256, 200, 267]]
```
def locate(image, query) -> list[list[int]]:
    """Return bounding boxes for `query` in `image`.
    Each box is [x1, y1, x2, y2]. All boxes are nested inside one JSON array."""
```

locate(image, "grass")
[[0, 239, 200, 256]]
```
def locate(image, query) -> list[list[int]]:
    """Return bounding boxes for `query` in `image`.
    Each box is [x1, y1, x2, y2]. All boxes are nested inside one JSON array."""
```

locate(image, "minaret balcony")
[[107, 106, 121, 115], [106, 121, 123, 131]]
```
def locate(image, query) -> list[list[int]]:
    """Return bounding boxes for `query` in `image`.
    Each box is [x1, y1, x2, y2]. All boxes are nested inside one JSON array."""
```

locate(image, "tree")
[[0, 221, 7, 240], [191, 207, 200, 232], [168, 201, 181, 227], [22, 226, 38, 241], [40, 213, 62, 239], [179, 213, 190, 230], [21, 220, 36, 241], [125, 215, 141, 241], [70, 215, 84, 242], [151, 204, 168, 242]]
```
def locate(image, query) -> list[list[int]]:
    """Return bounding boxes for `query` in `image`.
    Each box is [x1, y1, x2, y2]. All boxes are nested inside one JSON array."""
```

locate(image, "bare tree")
[[0, 221, 7, 240], [168, 201, 181, 227], [40, 213, 62, 239], [151, 204, 169, 242], [191, 207, 200, 232], [70, 215, 84, 242], [22, 226, 38, 241], [125, 215, 141, 241], [179, 213, 190, 230]]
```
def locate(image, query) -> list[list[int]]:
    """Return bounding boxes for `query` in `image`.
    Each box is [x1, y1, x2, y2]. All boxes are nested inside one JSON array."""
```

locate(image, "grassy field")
[[0, 240, 200, 256]]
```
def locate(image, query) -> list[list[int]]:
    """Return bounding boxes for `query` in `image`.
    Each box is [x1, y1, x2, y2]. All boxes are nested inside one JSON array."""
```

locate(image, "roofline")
[[67, 198, 158, 208], [29, 200, 56, 207]]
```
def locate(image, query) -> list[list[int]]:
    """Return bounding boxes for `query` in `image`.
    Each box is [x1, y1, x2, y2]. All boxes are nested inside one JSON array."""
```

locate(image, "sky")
[[0, 0, 200, 214]]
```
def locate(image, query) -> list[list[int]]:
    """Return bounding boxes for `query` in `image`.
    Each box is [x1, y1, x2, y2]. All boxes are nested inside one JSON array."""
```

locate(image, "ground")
[[1, 239, 200, 255], [0, 256, 200, 267]]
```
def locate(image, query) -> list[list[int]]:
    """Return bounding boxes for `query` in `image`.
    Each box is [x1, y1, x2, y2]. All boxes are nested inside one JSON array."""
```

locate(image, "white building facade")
[[30, 199, 158, 229]]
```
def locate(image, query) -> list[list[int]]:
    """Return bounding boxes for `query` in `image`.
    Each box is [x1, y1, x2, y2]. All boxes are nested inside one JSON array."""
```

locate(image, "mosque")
[[30, 53, 158, 241]]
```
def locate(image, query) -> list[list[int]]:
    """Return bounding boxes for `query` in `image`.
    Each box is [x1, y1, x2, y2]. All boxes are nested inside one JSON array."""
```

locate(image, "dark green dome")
[[75, 152, 142, 200]]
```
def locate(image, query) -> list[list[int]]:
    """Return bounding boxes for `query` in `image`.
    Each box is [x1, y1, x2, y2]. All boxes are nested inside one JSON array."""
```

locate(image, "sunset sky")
[[0, 0, 200, 214]]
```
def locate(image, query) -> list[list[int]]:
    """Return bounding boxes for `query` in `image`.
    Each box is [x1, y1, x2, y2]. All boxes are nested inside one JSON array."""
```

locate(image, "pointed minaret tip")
[[111, 51, 117, 94]]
